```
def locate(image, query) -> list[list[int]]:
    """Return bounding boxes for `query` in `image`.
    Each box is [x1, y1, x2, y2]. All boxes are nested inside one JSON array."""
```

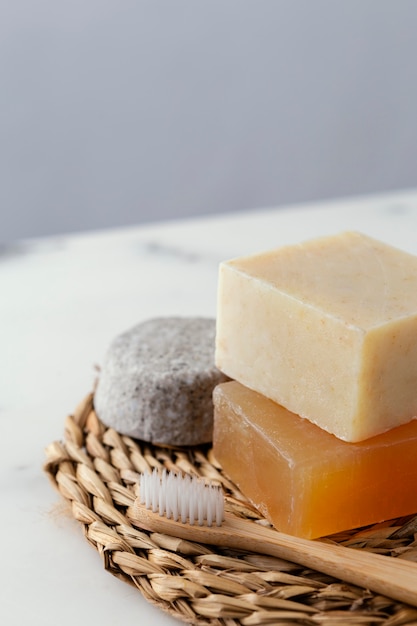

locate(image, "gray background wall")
[[1, 0, 417, 243]]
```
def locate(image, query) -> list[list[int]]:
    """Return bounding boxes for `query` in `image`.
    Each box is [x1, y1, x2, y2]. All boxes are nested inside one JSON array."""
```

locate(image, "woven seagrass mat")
[[44, 392, 417, 626]]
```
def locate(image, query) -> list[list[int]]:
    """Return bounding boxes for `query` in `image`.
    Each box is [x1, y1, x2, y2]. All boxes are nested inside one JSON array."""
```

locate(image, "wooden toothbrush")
[[127, 471, 417, 608]]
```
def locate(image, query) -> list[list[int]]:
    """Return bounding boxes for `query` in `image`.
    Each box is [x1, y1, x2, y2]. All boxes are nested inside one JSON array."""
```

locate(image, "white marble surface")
[[2, 189, 417, 625]]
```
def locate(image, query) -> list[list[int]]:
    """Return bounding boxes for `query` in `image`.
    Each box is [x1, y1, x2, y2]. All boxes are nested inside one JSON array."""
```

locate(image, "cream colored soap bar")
[[213, 381, 417, 538], [216, 232, 417, 441]]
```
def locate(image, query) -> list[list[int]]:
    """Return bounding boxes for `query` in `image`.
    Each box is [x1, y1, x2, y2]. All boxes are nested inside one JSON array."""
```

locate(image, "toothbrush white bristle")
[[139, 469, 224, 527]]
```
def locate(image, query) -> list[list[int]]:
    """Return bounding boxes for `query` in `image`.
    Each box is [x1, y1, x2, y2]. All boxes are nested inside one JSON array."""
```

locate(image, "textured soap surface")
[[94, 317, 228, 446], [213, 381, 417, 539], [216, 231, 417, 441]]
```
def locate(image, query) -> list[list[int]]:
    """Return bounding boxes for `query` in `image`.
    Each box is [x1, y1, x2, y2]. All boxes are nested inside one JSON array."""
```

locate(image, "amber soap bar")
[[216, 231, 417, 442], [213, 381, 417, 539]]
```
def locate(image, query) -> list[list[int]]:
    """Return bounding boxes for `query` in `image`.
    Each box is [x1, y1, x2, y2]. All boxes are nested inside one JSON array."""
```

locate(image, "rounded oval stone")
[[94, 317, 228, 446]]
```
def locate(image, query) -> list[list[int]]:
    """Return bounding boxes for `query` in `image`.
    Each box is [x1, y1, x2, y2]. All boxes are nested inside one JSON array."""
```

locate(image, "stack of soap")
[[213, 232, 417, 538]]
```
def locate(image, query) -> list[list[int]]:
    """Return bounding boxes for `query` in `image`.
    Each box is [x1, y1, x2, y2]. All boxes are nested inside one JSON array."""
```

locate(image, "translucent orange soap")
[[213, 381, 417, 539]]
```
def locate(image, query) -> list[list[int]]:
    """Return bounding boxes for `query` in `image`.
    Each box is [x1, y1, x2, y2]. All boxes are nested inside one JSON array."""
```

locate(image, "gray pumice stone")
[[94, 317, 228, 446]]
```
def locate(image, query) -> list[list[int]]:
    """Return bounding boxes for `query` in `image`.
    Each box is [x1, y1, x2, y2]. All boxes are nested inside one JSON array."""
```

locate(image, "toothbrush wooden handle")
[[230, 515, 417, 607], [129, 503, 417, 608]]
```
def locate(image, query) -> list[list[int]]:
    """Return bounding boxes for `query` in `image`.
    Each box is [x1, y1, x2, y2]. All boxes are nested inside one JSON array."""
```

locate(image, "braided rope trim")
[[44, 393, 417, 625]]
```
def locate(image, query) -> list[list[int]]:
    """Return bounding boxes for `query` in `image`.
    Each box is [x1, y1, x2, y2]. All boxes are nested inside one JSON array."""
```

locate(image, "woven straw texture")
[[44, 393, 417, 625]]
